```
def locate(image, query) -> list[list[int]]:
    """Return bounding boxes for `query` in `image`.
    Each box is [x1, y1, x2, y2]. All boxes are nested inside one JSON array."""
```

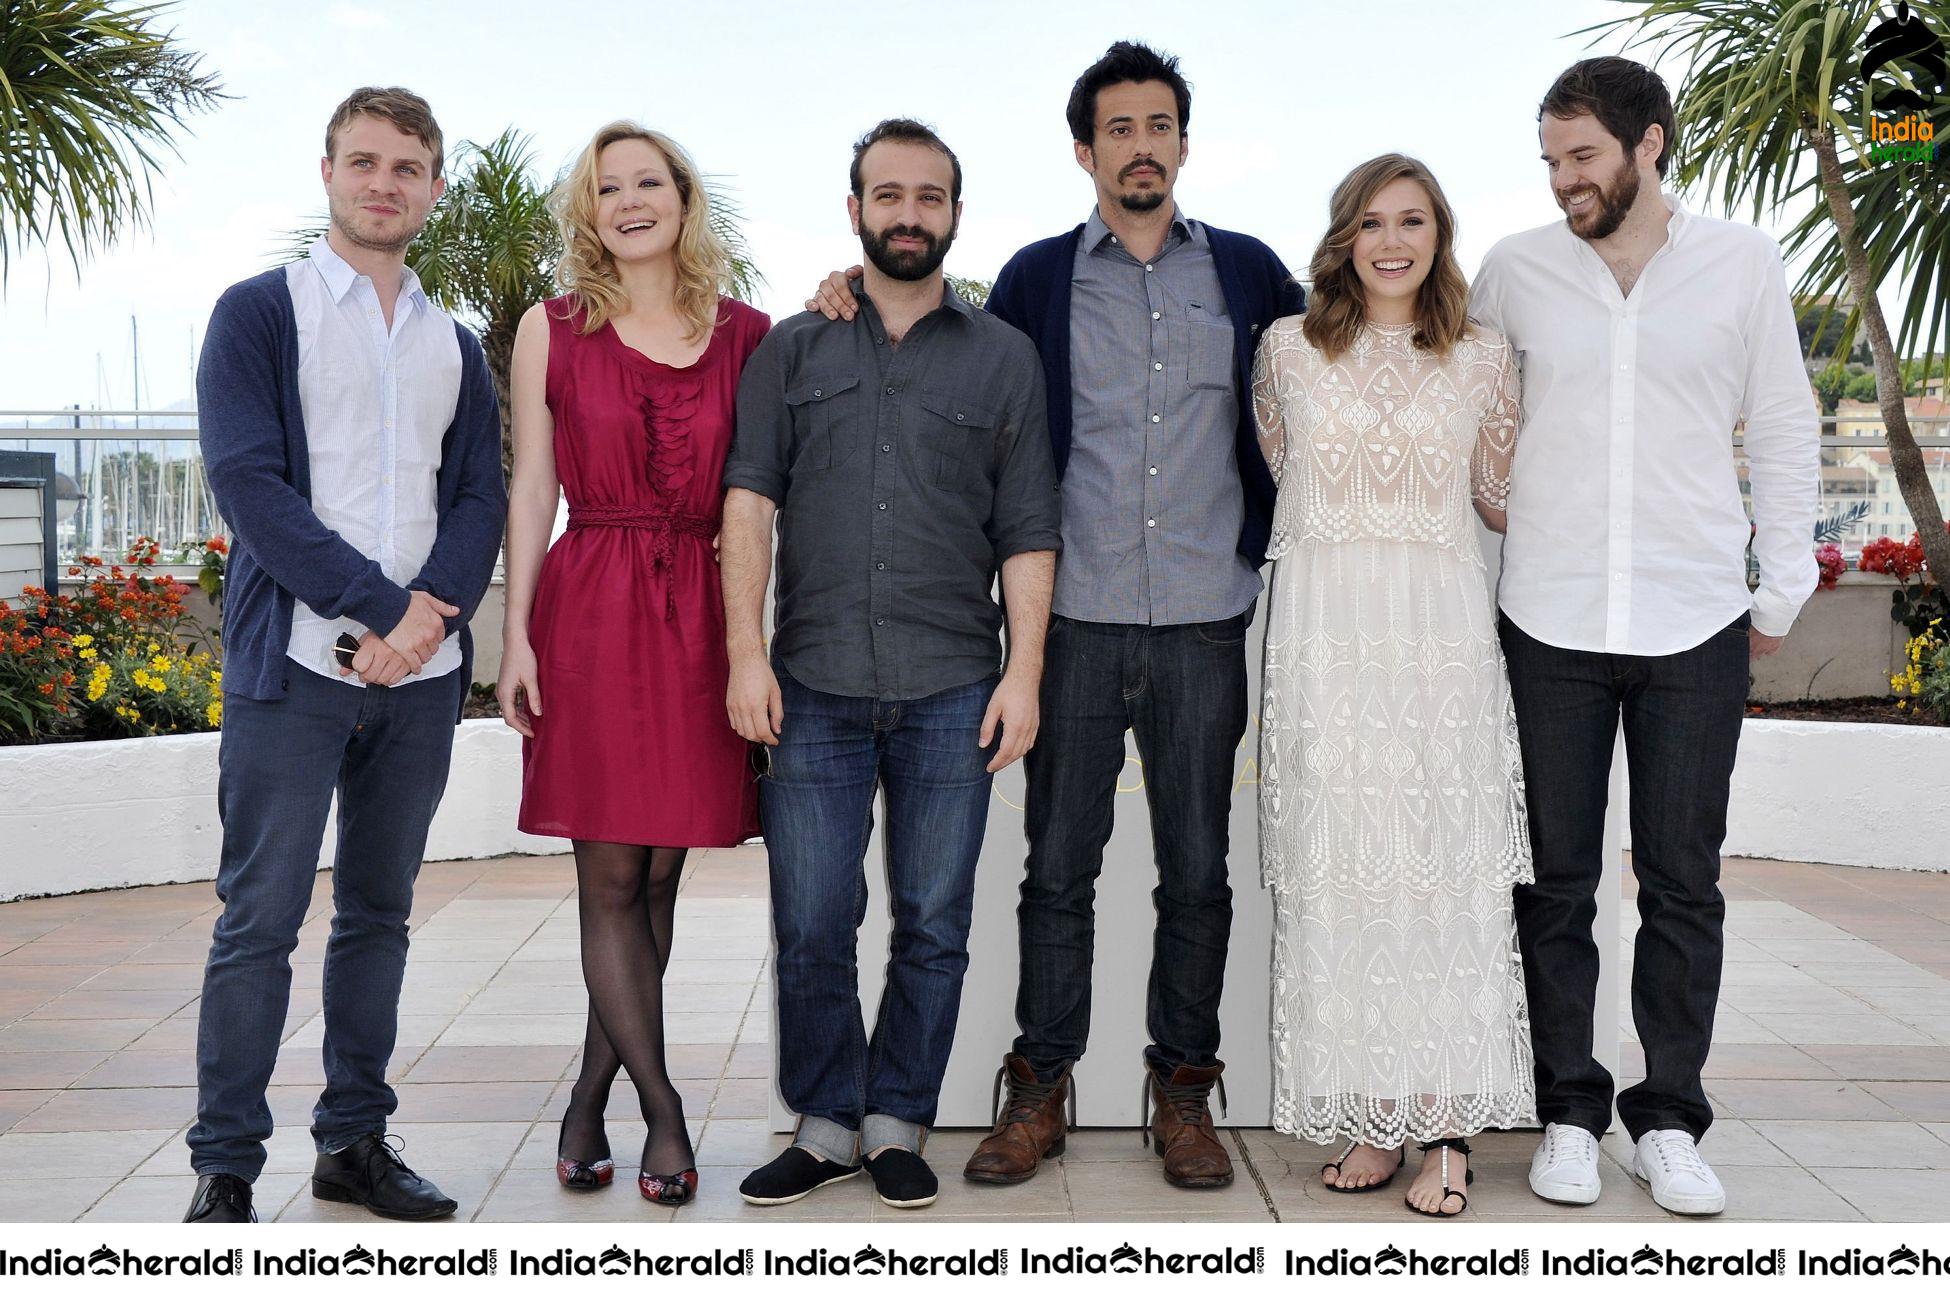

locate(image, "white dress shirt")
[[286, 236, 463, 686], [1471, 195, 1819, 656]]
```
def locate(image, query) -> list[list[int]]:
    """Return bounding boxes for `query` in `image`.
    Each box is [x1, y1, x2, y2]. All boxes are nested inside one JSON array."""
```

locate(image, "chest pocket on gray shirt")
[[1177, 319, 1234, 392], [918, 390, 999, 488], [785, 374, 861, 472]]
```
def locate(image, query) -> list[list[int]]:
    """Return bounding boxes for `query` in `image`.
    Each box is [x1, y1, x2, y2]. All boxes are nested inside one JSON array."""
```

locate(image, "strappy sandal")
[[1406, 1137, 1473, 1216], [1321, 1141, 1405, 1193]]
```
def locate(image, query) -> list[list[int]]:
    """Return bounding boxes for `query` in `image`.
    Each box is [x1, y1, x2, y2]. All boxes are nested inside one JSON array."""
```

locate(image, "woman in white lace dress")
[[1252, 155, 1535, 1216]]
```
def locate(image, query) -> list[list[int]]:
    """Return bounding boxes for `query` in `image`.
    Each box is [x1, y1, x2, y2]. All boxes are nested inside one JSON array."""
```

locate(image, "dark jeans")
[[1499, 612, 1749, 1142], [760, 662, 997, 1146], [1014, 611, 1249, 1082], [187, 667, 462, 1180]]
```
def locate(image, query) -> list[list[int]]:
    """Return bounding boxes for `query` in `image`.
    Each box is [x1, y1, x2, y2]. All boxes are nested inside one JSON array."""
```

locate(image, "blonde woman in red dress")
[[499, 122, 766, 1207]]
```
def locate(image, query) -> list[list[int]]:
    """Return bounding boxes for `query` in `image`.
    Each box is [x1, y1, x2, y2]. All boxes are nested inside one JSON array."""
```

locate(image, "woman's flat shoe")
[[1406, 1137, 1473, 1217], [1321, 1142, 1405, 1193], [639, 1168, 698, 1205]]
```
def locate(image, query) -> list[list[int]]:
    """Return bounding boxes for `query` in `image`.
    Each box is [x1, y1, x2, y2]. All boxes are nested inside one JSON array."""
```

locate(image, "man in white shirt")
[[186, 88, 505, 1224], [1471, 57, 1818, 1216]]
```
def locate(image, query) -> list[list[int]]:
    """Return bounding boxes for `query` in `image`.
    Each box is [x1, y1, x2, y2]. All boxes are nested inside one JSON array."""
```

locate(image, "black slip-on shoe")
[[184, 1173, 254, 1222], [865, 1147, 938, 1209], [312, 1134, 458, 1220], [738, 1146, 862, 1206]]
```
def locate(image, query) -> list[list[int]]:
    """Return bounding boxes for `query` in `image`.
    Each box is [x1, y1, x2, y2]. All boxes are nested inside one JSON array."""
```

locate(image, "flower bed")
[[0, 537, 225, 743]]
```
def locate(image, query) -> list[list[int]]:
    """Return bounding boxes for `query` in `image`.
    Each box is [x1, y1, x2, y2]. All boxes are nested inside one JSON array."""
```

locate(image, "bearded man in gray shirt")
[[722, 119, 1059, 1211]]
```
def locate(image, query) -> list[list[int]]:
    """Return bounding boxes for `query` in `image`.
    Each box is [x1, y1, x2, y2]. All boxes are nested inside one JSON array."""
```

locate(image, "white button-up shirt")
[[285, 237, 462, 686], [1471, 195, 1819, 656]]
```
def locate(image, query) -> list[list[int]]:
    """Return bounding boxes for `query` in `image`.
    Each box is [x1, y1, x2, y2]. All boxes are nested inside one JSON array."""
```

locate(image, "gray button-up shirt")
[[1061, 207, 1263, 625], [726, 285, 1061, 701]]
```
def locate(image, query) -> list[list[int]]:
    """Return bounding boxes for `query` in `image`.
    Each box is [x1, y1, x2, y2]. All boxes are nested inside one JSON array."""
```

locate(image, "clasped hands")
[[337, 589, 460, 686]]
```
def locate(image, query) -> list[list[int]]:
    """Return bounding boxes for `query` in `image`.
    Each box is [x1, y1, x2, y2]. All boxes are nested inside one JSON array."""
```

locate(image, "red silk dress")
[[518, 295, 768, 846]]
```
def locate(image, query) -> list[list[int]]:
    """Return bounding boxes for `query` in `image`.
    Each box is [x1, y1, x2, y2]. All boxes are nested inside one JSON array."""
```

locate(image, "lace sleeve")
[[1471, 337, 1520, 510], [1252, 327, 1287, 484]]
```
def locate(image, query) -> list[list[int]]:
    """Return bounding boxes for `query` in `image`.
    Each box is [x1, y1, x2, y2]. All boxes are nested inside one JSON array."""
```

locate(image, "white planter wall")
[[4, 713, 1945, 904], [0, 719, 563, 903], [1617, 718, 1950, 873]]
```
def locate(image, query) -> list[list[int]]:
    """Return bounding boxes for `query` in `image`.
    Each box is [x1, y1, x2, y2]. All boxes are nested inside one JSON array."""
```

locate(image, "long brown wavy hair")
[[1302, 153, 1471, 361], [549, 122, 730, 339]]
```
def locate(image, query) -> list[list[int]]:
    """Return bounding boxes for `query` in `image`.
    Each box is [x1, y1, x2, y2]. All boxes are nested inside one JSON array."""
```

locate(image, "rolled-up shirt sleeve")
[[986, 346, 1062, 561], [1740, 241, 1820, 637], [724, 327, 792, 504]]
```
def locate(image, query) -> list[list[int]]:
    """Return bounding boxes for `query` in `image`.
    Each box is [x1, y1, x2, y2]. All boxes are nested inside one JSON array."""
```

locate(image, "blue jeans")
[[1014, 611, 1249, 1082], [1499, 613, 1749, 1141], [187, 667, 462, 1180], [761, 662, 997, 1159]]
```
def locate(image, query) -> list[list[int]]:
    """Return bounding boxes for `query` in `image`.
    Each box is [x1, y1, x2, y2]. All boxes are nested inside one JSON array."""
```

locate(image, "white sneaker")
[[1632, 1129, 1725, 1215], [1529, 1122, 1603, 1204]]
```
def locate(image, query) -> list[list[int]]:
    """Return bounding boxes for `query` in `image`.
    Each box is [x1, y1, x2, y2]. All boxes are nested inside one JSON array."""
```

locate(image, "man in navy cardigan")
[[183, 88, 505, 1225], [973, 42, 1304, 1192], [813, 43, 1305, 1190]]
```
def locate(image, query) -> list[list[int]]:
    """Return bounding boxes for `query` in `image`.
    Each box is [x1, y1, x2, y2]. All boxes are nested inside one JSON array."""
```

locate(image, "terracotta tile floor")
[[2, 848, 1948, 1223]]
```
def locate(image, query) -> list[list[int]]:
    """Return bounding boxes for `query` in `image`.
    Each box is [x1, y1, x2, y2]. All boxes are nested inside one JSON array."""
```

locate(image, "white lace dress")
[[1251, 317, 1536, 1148]]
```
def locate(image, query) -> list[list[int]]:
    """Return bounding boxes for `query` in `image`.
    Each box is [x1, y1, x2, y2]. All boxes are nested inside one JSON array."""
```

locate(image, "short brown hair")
[[850, 118, 961, 203], [324, 86, 444, 177], [1302, 154, 1472, 362], [1539, 57, 1676, 178]]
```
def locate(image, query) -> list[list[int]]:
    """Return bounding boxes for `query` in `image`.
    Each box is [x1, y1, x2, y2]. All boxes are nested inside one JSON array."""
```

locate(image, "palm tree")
[[282, 127, 762, 469], [1596, 0, 1950, 587], [0, 0, 224, 279]]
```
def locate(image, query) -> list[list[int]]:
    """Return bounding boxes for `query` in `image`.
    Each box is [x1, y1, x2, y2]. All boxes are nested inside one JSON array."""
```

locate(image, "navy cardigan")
[[196, 268, 507, 714], [986, 222, 1306, 567]]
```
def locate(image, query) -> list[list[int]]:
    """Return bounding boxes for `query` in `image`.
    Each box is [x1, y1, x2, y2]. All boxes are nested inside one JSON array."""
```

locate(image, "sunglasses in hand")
[[332, 632, 389, 687]]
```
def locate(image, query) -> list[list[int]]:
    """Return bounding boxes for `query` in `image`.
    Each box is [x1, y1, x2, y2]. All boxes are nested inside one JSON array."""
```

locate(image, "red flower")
[[1815, 542, 1845, 591], [206, 535, 228, 555]]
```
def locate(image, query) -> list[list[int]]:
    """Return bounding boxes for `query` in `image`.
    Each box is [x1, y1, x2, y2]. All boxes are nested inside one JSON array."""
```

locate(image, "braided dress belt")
[[566, 504, 716, 620]]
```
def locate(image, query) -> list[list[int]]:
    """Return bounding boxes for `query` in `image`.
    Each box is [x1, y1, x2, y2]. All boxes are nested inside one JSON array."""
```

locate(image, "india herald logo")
[[1863, 2, 1948, 111]]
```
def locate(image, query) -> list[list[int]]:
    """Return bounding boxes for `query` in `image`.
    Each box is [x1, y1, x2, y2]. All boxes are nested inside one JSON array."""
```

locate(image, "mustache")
[[876, 223, 937, 243], [1119, 158, 1165, 181]]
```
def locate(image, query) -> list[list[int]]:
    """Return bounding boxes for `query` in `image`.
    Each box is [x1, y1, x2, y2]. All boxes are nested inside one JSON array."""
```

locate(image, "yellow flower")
[[205, 701, 223, 728], [73, 634, 93, 648], [149, 654, 169, 673], [146, 641, 159, 654], [79, 647, 96, 661], [131, 669, 152, 690]]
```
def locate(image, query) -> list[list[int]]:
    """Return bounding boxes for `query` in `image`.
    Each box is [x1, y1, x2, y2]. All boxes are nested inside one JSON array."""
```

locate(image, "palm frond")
[[0, 0, 225, 281]]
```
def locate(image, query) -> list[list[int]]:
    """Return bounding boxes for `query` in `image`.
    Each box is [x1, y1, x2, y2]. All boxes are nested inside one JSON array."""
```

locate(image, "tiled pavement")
[[3, 847, 1950, 1223]]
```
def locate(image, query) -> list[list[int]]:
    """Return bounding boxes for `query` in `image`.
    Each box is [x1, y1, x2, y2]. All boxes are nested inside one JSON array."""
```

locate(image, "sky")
[[0, 0, 1827, 412]]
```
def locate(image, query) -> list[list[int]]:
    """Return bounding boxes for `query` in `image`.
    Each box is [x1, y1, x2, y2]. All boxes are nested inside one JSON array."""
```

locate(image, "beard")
[[1558, 155, 1639, 241], [327, 191, 423, 255], [859, 218, 955, 281], [1115, 157, 1170, 213]]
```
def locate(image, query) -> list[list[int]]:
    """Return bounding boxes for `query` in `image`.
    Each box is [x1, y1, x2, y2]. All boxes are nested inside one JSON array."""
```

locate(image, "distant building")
[[1829, 394, 1950, 541]]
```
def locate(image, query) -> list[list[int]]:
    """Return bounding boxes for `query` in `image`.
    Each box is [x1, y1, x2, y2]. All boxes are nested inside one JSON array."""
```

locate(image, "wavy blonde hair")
[[1302, 153, 1471, 362], [549, 122, 730, 339]]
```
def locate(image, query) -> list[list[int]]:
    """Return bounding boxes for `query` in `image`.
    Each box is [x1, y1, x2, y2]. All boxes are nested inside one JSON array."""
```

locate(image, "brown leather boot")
[[963, 1053, 1074, 1185], [1144, 1061, 1233, 1188]]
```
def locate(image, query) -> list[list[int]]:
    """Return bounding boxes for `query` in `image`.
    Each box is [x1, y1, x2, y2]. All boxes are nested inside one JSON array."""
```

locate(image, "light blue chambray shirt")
[[1058, 207, 1263, 626]]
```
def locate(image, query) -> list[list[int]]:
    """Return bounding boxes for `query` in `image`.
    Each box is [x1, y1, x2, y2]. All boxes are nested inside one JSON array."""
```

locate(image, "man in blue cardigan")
[[813, 42, 1305, 1190], [183, 88, 505, 1225]]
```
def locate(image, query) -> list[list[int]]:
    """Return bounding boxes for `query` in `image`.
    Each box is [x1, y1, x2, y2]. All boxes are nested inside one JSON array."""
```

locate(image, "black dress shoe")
[[184, 1173, 255, 1222], [312, 1134, 458, 1220]]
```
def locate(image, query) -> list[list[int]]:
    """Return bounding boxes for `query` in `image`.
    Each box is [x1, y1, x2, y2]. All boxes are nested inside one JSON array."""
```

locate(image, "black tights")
[[560, 842, 690, 1174]]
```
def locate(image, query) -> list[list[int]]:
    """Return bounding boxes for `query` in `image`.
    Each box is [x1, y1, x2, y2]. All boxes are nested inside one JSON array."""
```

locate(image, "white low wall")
[[0, 719, 562, 903], [1612, 718, 1948, 873], [4, 713, 1945, 904]]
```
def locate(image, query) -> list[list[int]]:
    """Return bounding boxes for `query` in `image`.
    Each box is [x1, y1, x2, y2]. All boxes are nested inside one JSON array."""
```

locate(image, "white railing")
[[4, 411, 1948, 564]]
